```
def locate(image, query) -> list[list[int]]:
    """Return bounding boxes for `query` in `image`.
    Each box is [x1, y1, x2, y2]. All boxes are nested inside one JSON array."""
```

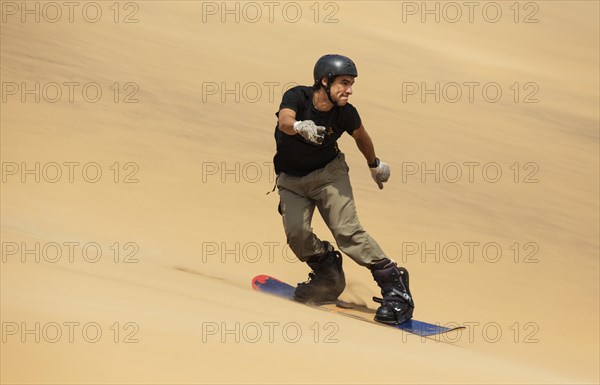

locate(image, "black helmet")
[[313, 54, 358, 85]]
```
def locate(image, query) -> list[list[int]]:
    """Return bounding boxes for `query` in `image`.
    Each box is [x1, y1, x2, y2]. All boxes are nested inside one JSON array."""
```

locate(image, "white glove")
[[293, 120, 326, 145], [369, 158, 390, 189]]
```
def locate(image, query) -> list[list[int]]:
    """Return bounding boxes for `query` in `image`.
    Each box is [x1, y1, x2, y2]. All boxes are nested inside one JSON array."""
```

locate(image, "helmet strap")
[[324, 76, 337, 106]]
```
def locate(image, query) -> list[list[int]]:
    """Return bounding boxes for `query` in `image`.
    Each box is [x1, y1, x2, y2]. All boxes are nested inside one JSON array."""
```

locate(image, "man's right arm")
[[277, 108, 298, 135], [278, 107, 326, 145]]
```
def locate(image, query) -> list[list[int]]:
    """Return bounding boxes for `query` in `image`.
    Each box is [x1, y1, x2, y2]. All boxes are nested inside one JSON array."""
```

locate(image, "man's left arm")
[[352, 124, 391, 190], [352, 124, 377, 165]]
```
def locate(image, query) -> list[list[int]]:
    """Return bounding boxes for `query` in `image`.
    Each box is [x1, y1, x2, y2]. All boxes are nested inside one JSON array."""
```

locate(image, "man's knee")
[[330, 222, 364, 244], [285, 225, 322, 260], [285, 225, 313, 250]]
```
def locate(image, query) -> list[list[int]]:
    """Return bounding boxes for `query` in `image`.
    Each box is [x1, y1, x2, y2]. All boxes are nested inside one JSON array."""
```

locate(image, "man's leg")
[[311, 154, 414, 323], [312, 155, 386, 266], [277, 185, 323, 261], [277, 173, 345, 302]]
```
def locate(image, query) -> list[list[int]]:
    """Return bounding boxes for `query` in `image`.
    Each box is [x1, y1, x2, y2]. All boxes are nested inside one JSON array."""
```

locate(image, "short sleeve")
[[279, 87, 303, 113], [340, 104, 362, 135]]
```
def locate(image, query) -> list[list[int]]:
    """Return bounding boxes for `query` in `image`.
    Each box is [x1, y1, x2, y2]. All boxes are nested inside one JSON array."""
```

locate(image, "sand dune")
[[1, 1, 598, 383]]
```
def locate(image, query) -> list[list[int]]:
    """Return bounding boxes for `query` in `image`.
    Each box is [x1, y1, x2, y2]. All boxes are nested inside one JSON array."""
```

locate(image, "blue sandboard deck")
[[252, 274, 464, 337]]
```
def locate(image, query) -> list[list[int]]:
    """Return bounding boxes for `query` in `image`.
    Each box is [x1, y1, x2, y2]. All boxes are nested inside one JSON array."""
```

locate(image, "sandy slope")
[[1, 1, 598, 383]]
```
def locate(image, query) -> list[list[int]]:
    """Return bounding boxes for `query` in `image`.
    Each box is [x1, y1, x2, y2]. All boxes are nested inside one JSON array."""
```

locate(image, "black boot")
[[371, 259, 414, 324], [294, 241, 346, 303]]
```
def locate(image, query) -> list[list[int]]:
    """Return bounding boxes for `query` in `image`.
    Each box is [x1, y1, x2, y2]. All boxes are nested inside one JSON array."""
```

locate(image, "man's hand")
[[369, 158, 390, 189], [293, 120, 326, 145]]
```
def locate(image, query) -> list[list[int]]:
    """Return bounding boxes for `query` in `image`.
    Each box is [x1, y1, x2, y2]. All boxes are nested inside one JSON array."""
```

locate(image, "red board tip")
[[251, 274, 282, 290]]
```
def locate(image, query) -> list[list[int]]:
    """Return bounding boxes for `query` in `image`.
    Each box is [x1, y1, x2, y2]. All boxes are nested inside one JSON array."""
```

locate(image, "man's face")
[[323, 75, 355, 106]]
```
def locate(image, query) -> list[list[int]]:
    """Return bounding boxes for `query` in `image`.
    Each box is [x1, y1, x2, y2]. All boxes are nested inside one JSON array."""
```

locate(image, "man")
[[273, 54, 415, 324]]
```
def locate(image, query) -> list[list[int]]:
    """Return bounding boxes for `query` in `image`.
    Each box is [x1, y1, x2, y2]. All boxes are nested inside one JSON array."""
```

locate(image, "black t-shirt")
[[273, 86, 362, 176]]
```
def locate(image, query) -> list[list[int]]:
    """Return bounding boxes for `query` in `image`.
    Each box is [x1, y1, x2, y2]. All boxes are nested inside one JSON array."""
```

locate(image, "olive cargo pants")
[[277, 153, 387, 266]]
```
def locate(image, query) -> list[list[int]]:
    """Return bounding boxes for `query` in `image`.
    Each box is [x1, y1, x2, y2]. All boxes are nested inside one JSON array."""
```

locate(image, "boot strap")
[[373, 289, 414, 306], [391, 288, 414, 306]]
